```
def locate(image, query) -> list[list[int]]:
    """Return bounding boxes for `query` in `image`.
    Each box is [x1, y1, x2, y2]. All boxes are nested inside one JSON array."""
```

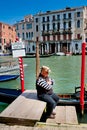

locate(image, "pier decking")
[[0, 90, 46, 126], [0, 90, 78, 127], [46, 106, 78, 124]]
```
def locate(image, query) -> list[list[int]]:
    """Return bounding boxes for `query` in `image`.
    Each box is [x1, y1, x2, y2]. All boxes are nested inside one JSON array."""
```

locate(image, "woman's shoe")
[[52, 109, 56, 115], [52, 111, 56, 115], [48, 114, 55, 119]]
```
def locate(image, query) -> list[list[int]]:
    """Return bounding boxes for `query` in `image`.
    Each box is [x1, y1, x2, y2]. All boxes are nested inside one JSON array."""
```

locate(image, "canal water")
[[0, 55, 87, 123]]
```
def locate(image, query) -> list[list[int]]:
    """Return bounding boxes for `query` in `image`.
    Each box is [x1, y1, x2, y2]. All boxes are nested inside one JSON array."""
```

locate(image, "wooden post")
[[80, 42, 86, 115], [36, 38, 40, 79]]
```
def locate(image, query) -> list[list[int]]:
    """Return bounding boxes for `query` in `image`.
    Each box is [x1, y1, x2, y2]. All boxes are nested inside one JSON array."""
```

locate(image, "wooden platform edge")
[[0, 116, 38, 126]]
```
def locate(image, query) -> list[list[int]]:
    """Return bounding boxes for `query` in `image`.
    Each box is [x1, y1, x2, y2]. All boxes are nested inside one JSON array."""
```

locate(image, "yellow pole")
[[36, 40, 40, 79]]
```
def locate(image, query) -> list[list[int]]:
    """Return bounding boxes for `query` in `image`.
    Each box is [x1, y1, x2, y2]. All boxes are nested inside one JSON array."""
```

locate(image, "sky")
[[0, 0, 87, 25]]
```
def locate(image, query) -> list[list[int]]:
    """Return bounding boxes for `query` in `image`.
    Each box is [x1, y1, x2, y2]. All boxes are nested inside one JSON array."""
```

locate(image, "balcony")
[[62, 28, 72, 34], [42, 30, 51, 36], [52, 30, 60, 35]]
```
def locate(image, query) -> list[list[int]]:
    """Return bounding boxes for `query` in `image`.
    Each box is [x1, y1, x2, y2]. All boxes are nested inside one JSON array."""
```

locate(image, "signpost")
[[12, 41, 25, 92]]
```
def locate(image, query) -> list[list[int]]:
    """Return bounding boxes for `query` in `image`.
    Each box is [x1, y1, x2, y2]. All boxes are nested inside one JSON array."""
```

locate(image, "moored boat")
[[0, 88, 22, 103], [0, 75, 19, 82], [55, 52, 65, 56], [23, 53, 54, 58], [0, 86, 87, 111], [0, 60, 27, 82]]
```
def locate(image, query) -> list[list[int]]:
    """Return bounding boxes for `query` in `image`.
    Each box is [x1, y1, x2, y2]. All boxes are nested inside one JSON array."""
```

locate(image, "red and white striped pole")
[[15, 37, 25, 92], [19, 57, 25, 92], [80, 42, 86, 115]]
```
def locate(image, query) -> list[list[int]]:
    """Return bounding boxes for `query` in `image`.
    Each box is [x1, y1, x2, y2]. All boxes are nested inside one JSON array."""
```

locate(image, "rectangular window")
[[43, 24, 45, 31], [63, 14, 66, 19], [36, 25, 38, 32], [36, 18, 38, 23], [43, 36, 45, 41], [53, 15, 55, 21], [26, 32, 28, 38], [57, 15, 60, 20], [57, 22, 60, 30], [57, 35, 60, 40], [22, 32, 25, 39], [22, 24, 24, 29], [47, 16, 49, 22], [53, 35, 56, 41], [42, 17, 45, 22], [63, 34, 66, 40], [68, 13, 71, 19], [47, 36, 50, 41], [47, 24, 50, 31], [68, 21, 71, 28], [77, 34, 80, 39], [63, 22, 66, 29], [77, 12, 80, 17], [26, 23, 32, 29]]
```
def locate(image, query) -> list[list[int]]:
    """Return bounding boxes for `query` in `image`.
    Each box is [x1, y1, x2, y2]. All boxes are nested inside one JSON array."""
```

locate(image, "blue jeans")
[[38, 93, 59, 117]]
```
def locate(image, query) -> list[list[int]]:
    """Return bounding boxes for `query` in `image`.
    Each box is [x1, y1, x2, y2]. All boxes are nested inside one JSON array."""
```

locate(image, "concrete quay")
[[0, 123, 87, 130]]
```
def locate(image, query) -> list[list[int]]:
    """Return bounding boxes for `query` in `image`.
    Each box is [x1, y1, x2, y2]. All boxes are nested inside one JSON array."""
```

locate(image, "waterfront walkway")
[[0, 90, 81, 129]]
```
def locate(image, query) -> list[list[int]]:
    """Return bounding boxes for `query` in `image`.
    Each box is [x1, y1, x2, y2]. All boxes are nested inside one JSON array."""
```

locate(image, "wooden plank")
[[65, 106, 78, 124], [46, 106, 78, 125], [0, 90, 46, 126]]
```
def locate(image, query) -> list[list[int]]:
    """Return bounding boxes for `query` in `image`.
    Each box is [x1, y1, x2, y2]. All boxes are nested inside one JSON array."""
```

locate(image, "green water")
[[0, 55, 87, 123]]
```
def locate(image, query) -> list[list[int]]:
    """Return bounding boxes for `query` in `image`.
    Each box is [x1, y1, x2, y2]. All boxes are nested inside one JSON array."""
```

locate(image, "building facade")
[[0, 22, 16, 53], [34, 6, 87, 55], [14, 15, 35, 54], [15, 6, 87, 55]]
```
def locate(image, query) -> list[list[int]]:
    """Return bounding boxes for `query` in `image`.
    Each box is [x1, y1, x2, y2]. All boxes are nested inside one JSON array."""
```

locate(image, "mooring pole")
[[14, 37, 25, 92], [80, 42, 86, 115], [19, 57, 25, 92], [36, 38, 40, 79]]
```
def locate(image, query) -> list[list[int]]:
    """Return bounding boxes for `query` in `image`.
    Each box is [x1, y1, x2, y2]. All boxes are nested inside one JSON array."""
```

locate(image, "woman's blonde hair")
[[40, 66, 51, 73]]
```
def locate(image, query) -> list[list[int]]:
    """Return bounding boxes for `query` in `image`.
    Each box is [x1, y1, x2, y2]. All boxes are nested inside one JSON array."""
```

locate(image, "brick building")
[[0, 22, 16, 53]]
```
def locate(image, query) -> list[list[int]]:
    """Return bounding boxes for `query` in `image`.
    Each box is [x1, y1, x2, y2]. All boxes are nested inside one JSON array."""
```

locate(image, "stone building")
[[14, 15, 35, 54], [15, 6, 87, 55], [34, 6, 87, 55]]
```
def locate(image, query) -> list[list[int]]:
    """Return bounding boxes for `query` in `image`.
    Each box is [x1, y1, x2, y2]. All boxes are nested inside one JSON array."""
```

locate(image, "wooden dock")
[[0, 90, 46, 126], [0, 90, 78, 127], [46, 106, 78, 125]]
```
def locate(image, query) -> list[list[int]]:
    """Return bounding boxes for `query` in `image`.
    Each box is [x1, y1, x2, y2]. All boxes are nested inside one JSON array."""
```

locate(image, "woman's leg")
[[51, 93, 59, 105], [38, 94, 56, 117]]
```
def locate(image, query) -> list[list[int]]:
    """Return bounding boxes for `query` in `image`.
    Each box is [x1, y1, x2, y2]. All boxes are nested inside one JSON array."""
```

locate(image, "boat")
[[55, 52, 65, 56], [0, 60, 19, 73], [0, 60, 20, 82], [0, 60, 27, 82], [0, 52, 10, 56], [0, 75, 19, 82], [0, 86, 87, 111], [23, 53, 54, 58], [0, 88, 22, 103]]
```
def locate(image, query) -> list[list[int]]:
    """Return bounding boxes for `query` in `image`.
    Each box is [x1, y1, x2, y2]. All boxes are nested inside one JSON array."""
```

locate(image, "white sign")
[[12, 42, 26, 57]]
